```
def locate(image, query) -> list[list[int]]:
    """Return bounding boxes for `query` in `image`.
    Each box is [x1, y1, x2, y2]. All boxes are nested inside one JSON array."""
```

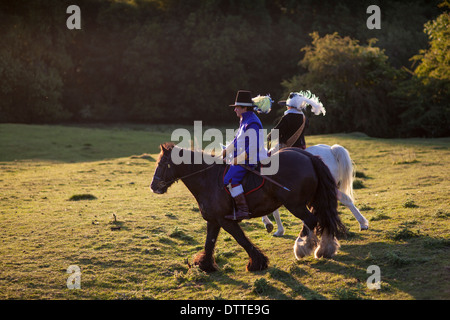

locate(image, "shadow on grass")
[[209, 255, 326, 300], [309, 233, 450, 299], [266, 266, 327, 300]]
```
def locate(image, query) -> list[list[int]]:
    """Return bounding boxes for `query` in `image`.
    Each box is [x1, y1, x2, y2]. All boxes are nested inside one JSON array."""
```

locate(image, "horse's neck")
[[175, 150, 207, 173], [175, 150, 217, 195]]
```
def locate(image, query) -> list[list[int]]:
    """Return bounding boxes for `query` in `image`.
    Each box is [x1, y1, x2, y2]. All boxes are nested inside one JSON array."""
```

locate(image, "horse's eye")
[[289, 93, 295, 99]]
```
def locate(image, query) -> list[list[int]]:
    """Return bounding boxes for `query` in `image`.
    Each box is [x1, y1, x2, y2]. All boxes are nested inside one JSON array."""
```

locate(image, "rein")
[[170, 164, 217, 184], [154, 154, 217, 187]]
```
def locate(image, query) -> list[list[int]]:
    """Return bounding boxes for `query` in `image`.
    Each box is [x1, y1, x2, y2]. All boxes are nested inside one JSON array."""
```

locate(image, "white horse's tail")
[[330, 144, 354, 202]]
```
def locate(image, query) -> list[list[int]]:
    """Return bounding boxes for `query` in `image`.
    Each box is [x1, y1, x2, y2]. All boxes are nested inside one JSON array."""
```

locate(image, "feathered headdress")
[[286, 91, 326, 116], [252, 95, 273, 114]]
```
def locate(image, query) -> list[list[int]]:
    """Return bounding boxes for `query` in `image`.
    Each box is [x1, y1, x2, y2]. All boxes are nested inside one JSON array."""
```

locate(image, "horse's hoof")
[[314, 246, 336, 259], [314, 235, 340, 259], [293, 237, 309, 259], [246, 251, 269, 271], [273, 229, 285, 237], [247, 257, 269, 271], [193, 251, 219, 273], [265, 223, 274, 233], [360, 225, 369, 231], [293, 233, 318, 259]]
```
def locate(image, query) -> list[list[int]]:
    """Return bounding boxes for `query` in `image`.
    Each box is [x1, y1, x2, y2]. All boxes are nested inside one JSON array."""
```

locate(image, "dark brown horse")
[[151, 142, 345, 272]]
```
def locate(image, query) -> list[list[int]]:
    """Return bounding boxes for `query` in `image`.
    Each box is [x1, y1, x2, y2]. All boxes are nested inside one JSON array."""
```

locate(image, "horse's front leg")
[[220, 219, 269, 271], [262, 210, 285, 236], [262, 216, 273, 233], [193, 220, 221, 272], [337, 190, 369, 231]]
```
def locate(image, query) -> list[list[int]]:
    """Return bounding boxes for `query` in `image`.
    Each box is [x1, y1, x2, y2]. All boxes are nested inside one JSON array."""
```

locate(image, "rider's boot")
[[225, 185, 251, 221]]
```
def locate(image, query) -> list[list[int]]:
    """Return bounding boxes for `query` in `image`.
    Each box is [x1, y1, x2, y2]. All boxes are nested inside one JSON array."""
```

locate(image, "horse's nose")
[[150, 178, 158, 192], [150, 183, 162, 194], [150, 176, 165, 194]]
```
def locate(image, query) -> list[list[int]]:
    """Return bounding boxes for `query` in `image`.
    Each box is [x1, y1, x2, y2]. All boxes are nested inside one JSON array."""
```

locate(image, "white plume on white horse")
[[262, 144, 369, 238], [286, 91, 326, 116]]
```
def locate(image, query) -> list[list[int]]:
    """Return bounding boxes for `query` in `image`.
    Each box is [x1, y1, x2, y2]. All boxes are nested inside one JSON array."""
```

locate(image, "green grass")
[[0, 124, 449, 300]]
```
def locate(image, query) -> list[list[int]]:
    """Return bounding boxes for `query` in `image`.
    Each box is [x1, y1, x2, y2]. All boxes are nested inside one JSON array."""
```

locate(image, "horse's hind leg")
[[286, 204, 319, 259], [287, 205, 339, 259], [262, 209, 285, 236], [272, 209, 285, 236], [194, 220, 220, 272], [314, 228, 340, 259], [220, 220, 269, 271]]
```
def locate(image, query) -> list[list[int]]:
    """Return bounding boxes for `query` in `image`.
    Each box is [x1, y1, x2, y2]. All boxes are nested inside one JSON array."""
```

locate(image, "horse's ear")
[[161, 142, 175, 152]]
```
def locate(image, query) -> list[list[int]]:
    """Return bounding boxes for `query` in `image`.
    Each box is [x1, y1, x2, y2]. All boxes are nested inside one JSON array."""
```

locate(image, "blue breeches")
[[223, 165, 255, 186]]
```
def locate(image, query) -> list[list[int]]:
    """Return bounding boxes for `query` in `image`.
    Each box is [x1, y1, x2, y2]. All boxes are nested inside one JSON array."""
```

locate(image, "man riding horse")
[[222, 90, 268, 221], [267, 91, 326, 150], [151, 90, 346, 271]]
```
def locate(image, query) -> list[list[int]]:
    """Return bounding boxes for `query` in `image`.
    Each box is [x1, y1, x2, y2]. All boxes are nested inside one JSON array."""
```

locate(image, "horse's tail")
[[330, 144, 355, 202], [309, 154, 346, 238]]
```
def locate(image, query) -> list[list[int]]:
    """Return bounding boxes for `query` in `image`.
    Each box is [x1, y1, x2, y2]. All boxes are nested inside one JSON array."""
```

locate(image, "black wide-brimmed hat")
[[229, 90, 255, 107], [278, 92, 295, 107]]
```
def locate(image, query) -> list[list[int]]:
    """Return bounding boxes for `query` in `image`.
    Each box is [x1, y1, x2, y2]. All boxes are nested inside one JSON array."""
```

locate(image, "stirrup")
[[225, 208, 250, 221]]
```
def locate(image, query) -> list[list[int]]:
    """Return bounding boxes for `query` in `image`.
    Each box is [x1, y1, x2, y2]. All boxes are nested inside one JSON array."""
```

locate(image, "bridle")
[[152, 153, 176, 187], [153, 151, 217, 187]]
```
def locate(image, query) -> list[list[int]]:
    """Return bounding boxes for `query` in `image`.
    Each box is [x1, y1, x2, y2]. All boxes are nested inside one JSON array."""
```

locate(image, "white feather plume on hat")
[[286, 91, 326, 116]]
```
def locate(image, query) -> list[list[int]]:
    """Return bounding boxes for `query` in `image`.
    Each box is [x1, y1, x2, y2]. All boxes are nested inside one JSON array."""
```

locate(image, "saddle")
[[221, 165, 265, 196]]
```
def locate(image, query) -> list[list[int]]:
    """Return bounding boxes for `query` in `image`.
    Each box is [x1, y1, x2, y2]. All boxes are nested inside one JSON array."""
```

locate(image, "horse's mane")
[[161, 142, 175, 150], [158, 142, 219, 166]]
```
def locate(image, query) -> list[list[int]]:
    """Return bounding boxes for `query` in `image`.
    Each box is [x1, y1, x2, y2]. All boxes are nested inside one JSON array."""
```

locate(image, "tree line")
[[0, 0, 448, 137]]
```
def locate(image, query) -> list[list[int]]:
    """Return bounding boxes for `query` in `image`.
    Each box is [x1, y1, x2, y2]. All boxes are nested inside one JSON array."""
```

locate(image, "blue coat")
[[229, 111, 268, 165], [223, 111, 268, 186]]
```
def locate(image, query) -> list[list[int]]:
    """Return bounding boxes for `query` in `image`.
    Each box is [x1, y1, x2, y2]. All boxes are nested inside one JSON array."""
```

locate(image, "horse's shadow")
[[308, 231, 450, 299], [212, 224, 448, 299], [265, 266, 327, 300], [275, 234, 297, 241], [209, 259, 326, 300], [209, 268, 306, 300]]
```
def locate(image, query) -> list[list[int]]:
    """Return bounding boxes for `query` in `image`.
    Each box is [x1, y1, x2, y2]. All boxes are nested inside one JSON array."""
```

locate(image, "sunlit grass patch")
[[0, 124, 449, 300]]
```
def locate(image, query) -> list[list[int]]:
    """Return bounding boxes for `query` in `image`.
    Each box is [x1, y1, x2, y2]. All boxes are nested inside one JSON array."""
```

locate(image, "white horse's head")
[[285, 91, 326, 116]]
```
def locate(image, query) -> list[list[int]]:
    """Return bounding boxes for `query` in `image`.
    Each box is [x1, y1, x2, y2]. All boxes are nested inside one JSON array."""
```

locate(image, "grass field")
[[0, 123, 449, 300]]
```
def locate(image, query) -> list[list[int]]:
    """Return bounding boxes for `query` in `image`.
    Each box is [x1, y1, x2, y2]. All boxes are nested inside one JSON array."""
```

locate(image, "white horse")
[[262, 144, 369, 236]]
